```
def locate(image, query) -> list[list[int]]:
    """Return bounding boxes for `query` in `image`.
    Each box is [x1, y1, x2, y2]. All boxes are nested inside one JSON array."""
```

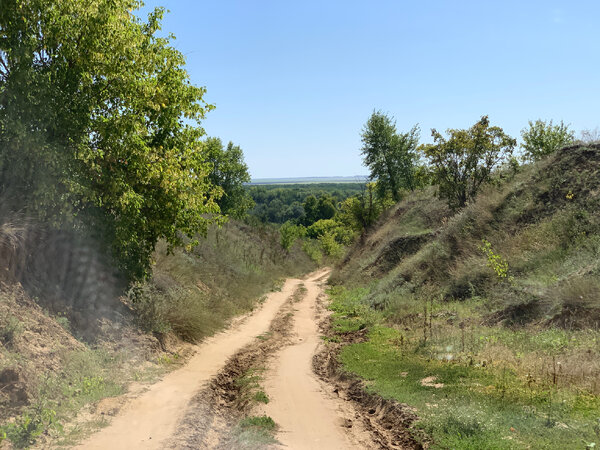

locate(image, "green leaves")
[[203, 137, 254, 219], [420, 116, 516, 211], [360, 111, 420, 202], [0, 0, 221, 279], [520, 119, 575, 162]]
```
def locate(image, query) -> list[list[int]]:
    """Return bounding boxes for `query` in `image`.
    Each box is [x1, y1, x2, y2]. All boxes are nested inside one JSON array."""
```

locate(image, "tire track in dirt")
[[257, 270, 375, 449], [75, 274, 317, 450]]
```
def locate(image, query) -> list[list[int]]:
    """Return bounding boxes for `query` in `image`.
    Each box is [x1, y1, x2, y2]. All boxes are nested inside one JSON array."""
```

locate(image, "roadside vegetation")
[[327, 113, 600, 448]]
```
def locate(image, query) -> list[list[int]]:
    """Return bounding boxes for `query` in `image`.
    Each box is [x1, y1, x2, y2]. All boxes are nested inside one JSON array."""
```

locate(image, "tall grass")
[[130, 220, 316, 342]]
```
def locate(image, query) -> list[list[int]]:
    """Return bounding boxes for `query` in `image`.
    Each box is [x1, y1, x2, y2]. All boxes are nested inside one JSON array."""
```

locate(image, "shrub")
[[421, 116, 516, 211], [279, 222, 305, 251], [307, 219, 355, 245], [0, 316, 23, 345], [521, 119, 575, 161], [318, 232, 343, 258], [479, 239, 510, 280], [302, 240, 323, 264]]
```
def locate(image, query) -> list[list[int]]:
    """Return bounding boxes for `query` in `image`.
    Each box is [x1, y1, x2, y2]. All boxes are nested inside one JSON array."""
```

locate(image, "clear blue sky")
[[139, 1, 600, 178]]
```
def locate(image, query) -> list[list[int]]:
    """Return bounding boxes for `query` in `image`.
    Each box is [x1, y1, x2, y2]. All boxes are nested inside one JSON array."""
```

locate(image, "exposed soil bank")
[[312, 296, 425, 449]]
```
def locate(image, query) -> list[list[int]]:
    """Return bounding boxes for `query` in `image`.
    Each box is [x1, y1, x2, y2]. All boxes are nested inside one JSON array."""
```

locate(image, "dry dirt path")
[[76, 272, 325, 450], [76, 267, 378, 450], [257, 270, 369, 449]]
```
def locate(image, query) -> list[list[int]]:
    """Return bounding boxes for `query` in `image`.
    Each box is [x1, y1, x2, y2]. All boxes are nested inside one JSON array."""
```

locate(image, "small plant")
[[157, 353, 180, 366], [234, 415, 279, 447], [0, 315, 24, 345], [239, 415, 276, 431], [292, 284, 307, 303], [2, 405, 61, 448], [252, 390, 269, 404], [479, 239, 510, 280], [235, 368, 269, 408], [55, 314, 71, 332]]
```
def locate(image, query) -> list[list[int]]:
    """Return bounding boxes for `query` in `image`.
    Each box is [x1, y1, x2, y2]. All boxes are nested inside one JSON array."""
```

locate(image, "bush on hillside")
[[520, 119, 575, 161], [420, 116, 516, 211]]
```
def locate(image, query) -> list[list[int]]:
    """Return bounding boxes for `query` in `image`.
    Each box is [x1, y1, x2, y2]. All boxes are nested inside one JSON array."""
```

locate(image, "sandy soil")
[[258, 270, 372, 449], [76, 275, 309, 450], [75, 268, 414, 449]]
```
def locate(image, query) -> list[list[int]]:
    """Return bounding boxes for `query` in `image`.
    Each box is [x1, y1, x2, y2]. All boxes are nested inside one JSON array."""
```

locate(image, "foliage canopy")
[[360, 111, 419, 201], [204, 137, 254, 219], [0, 0, 221, 279], [520, 119, 575, 161], [421, 116, 516, 211]]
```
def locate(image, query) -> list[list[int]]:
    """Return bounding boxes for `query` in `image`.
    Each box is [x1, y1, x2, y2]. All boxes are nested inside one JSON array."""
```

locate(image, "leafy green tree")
[[318, 232, 343, 258], [0, 0, 221, 279], [303, 194, 336, 225], [279, 221, 305, 252], [204, 137, 254, 218], [520, 119, 575, 161], [360, 111, 420, 201], [421, 116, 516, 211], [306, 219, 354, 246], [338, 182, 381, 231], [302, 195, 319, 224]]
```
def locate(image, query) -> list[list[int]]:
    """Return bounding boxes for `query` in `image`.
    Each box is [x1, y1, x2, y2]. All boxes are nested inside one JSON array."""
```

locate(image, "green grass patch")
[[328, 287, 600, 449], [232, 415, 278, 449], [252, 390, 269, 404], [239, 415, 276, 431]]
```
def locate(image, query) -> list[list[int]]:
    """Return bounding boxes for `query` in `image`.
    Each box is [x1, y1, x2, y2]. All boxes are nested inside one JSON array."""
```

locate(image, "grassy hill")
[[328, 144, 600, 448]]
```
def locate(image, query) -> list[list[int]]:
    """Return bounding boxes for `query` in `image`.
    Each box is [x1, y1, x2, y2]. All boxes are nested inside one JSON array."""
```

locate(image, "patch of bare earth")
[[174, 268, 421, 449], [166, 283, 299, 449]]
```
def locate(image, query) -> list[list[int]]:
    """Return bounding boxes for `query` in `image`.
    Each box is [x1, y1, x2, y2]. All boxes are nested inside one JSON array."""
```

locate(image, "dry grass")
[[131, 220, 316, 342]]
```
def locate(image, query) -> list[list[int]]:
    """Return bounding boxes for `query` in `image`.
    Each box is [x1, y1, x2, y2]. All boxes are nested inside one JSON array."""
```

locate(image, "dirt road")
[[258, 270, 368, 449], [77, 268, 366, 449], [76, 273, 314, 449]]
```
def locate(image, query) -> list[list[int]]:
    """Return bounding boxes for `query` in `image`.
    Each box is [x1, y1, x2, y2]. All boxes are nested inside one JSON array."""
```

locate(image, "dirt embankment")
[[312, 294, 426, 449]]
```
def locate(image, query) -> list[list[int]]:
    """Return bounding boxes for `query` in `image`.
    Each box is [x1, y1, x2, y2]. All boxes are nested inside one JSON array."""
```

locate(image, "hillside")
[[0, 220, 314, 448], [328, 144, 600, 448]]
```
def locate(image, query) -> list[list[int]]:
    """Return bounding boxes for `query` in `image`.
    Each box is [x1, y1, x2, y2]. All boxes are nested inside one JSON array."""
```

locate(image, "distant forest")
[[246, 183, 365, 224]]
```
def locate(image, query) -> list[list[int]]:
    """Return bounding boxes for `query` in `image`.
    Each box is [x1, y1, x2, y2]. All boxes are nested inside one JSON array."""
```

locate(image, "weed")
[[0, 315, 23, 345], [55, 314, 71, 332], [479, 239, 510, 280], [1, 403, 61, 449], [234, 368, 270, 409], [293, 284, 307, 303], [252, 390, 269, 404], [256, 331, 273, 341], [239, 415, 276, 431], [233, 415, 278, 448]]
